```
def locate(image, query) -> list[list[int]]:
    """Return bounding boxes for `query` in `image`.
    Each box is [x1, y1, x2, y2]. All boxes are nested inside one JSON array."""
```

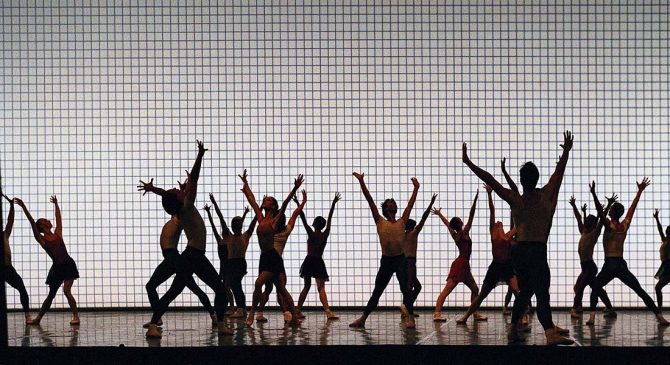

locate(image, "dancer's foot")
[[256, 311, 267, 323], [586, 313, 596, 325], [145, 324, 162, 339], [433, 312, 447, 322], [349, 316, 366, 328], [218, 322, 234, 336], [245, 313, 255, 327], [229, 308, 246, 318], [70, 315, 80, 325], [283, 311, 293, 323], [456, 315, 467, 325], [657, 314, 670, 326], [603, 308, 618, 318], [325, 310, 339, 320], [545, 329, 574, 346], [473, 313, 488, 321], [570, 308, 581, 318], [143, 319, 163, 328]]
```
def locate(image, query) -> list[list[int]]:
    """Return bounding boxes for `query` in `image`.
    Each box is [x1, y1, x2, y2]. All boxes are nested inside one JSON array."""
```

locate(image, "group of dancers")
[[3, 131, 670, 345]]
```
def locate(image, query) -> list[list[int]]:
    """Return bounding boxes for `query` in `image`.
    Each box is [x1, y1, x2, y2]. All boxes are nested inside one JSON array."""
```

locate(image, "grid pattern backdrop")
[[1, 2, 669, 310]]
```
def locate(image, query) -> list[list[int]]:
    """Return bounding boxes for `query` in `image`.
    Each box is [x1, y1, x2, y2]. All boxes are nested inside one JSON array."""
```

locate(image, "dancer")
[[139, 140, 232, 338], [15, 196, 79, 325], [586, 178, 669, 326], [401, 193, 437, 319], [141, 180, 218, 328], [204, 194, 254, 317], [256, 198, 304, 323], [462, 131, 574, 345], [205, 194, 256, 318], [432, 190, 486, 322], [238, 169, 305, 327], [1, 193, 32, 324], [295, 192, 343, 320], [653, 209, 670, 309], [349, 173, 419, 329], [568, 183, 616, 318], [456, 185, 518, 324]]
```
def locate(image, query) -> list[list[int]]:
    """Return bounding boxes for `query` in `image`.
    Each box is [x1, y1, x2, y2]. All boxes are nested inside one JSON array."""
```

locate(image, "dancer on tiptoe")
[[15, 196, 79, 325], [349, 173, 419, 329], [432, 190, 486, 322], [462, 131, 574, 345], [586, 178, 669, 326], [294, 192, 343, 320]]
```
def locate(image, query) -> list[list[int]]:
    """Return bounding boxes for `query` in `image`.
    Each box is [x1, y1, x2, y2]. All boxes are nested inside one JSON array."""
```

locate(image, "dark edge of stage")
[[3, 345, 670, 365]]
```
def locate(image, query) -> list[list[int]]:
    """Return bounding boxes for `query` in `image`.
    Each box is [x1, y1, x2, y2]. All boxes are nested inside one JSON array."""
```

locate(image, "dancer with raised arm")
[[15, 196, 79, 326], [140, 180, 217, 328], [653, 209, 670, 310], [432, 190, 486, 322], [568, 182, 616, 318], [239, 169, 305, 327], [349, 173, 419, 329], [401, 193, 437, 323], [205, 194, 257, 319], [257, 196, 305, 323], [586, 178, 669, 326], [295, 192, 342, 320], [456, 185, 518, 324], [139, 140, 232, 338], [1, 193, 32, 324], [462, 131, 574, 345]]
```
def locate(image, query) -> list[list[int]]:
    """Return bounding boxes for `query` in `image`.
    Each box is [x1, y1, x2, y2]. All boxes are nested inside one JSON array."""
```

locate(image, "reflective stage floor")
[[4, 309, 670, 364]]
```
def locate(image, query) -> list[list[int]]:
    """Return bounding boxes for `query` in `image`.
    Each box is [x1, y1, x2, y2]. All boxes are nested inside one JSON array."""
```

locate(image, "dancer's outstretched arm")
[[50, 195, 63, 238], [324, 192, 342, 235], [401, 178, 420, 222], [462, 143, 514, 203], [432, 208, 457, 240], [292, 195, 313, 235], [288, 190, 308, 228], [204, 204, 223, 243], [501, 158, 519, 193], [463, 190, 479, 234], [625, 178, 650, 222], [415, 193, 437, 234], [569, 195, 584, 233], [183, 140, 207, 205], [239, 169, 262, 219], [14, 198, 45, 246], [654, 209, 667, 242], [353, 172, 382, 223], [209, 193, 231, 236], [2, 194, 14, 239], [546, 131, 574, 202], [485, 184, 496, 230], [277, 174, 304, 220]]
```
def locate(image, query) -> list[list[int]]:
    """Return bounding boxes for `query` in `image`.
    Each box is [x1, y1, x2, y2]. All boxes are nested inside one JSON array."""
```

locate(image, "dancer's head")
[[161, 188, 183, 215], [450, 217, 463, 232], [313, 216, 326, 231], [405, 219, 417, 232], [609, 202, 625, 220], [231, 216, 244, 234], [262, 196, 279, 213], [36, 218, 52, 233], [519, 162, 540, 191], [584, 215, 598, 231], [381, 199, 397, 219]]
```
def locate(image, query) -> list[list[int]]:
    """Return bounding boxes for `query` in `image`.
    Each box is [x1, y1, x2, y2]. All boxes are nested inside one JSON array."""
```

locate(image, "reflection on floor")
[[7, 309, 670, 347]]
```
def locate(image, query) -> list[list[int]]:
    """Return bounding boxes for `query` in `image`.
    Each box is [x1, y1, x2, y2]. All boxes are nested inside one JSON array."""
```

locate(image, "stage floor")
[[7, 308, 670, 347]]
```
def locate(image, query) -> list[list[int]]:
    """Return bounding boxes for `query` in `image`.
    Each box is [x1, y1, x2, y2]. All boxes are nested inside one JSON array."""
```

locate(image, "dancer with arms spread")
[[462, 131, 574, 345], [294, 192, 342, 320], [432, 190, 486, 323], [653, 209, 670, 310], [239, 169, 305, 327], [349, 172, 419, 329], [586, 178, 669, 326]]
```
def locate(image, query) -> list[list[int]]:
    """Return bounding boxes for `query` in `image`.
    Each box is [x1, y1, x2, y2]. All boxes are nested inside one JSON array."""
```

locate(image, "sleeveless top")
[[43, 235, 70, 264], [455, 234, 472, 261], [273, 222, 295, 256], [307, 230, 328, 257]]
